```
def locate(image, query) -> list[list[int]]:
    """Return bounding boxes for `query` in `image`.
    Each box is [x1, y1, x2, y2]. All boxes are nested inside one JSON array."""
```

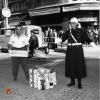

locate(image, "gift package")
[[29, 66, 57, 90]]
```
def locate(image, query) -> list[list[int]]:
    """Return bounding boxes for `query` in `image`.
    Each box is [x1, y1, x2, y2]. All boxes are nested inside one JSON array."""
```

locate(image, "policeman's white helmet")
[[70, 17, 78, 24]]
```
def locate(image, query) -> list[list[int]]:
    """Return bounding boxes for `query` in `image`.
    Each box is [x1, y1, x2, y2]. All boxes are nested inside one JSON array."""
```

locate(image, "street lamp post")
[[4, 0, 8, 28], [98, 2, 100, 44], [2, 0, 11, 28]]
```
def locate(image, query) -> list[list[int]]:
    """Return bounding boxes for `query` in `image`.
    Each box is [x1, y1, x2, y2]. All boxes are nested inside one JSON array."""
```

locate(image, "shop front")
[[28, 1, 99, 31], [29, 5, 63, 31], [62, 10, 99, 30]]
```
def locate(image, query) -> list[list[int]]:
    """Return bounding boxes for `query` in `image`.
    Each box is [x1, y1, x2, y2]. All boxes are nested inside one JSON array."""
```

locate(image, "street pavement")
[[0, 46, 99, 100]]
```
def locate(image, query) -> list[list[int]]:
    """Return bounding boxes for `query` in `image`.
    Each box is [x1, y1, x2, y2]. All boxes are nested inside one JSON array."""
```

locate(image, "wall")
[[34, 0, 61, 8], [0, 0, 3, 9], [8, 0, 33, 13]]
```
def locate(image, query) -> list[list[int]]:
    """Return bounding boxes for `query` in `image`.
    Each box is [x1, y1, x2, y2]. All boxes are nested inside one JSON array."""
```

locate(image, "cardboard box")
[[9, 50, 28, 57], [29, 67, 57, 90]]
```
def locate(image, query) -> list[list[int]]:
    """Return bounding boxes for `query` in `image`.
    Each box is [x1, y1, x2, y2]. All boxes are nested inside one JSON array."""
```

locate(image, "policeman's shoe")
[[67, 82, 75, 87], [78, 83, 82, 89]]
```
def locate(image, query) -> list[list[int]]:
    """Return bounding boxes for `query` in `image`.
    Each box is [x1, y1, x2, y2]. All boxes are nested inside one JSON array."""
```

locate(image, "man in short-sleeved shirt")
[[9, 34, 29, 48], [8, 25, 29, 81]]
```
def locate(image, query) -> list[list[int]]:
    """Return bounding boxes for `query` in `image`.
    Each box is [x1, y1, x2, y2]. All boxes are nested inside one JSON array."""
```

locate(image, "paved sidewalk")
[[0, 46, 99, 100]]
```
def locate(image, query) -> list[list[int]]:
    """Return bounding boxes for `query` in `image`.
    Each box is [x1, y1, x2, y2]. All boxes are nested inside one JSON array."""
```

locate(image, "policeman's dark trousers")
[[11, 57, 29, 80], [70, 77, 81, 85]]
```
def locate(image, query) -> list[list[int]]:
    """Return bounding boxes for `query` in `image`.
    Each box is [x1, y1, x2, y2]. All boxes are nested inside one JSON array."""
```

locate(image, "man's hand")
[[90, 42, 97, 49], [26, 44, 30, 51]]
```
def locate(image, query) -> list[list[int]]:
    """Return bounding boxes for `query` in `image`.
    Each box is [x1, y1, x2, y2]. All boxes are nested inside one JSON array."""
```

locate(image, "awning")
[[63, 2, 100, 12], [29, 6, 60, 16], [63, 4, 80, 12], [79, 2, 100, 10]]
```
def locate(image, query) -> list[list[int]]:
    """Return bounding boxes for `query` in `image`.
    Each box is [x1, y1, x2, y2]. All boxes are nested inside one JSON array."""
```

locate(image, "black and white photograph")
[[0, 0, 100, 100]]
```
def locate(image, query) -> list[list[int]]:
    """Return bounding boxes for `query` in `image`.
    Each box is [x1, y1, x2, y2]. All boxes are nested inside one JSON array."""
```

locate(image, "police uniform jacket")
[[62, 28, 92, 78]]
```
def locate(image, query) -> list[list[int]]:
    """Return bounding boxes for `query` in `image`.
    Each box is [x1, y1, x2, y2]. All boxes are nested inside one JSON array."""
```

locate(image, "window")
[[32, 29, 39, 34]]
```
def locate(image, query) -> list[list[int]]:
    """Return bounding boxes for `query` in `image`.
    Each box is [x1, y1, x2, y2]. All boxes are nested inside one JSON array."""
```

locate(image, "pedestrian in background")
[[46, 27, 51, 48], [62, 17, 97, 89], [29, 29, 39, 57], [8, 25, 29, 81]]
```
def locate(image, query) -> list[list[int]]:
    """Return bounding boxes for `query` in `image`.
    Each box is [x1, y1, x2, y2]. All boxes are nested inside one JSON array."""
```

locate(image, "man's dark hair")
[[31, 29, 35, 33], [15, 25, 22, 29]]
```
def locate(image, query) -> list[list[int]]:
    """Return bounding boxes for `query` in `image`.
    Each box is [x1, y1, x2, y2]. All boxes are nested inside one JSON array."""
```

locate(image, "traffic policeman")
[[62, 17, 97, 89]]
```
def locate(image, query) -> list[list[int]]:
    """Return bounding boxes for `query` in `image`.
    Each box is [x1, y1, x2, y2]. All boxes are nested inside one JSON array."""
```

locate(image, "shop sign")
[[78, 17, 98, 22]]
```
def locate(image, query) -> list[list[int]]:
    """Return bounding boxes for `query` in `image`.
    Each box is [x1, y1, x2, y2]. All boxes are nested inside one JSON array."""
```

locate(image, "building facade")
[[7, 0, 100, 31], [0, 0, 4, 28], [0, 0, 3, 22], [8, 0, 32, 26], [28, 0, 99, 31]]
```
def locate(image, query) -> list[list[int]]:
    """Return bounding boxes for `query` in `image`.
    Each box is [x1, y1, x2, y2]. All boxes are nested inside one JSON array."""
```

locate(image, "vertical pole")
[[99, 3, 100, 30], [4, 0, 9, 28], [5, 0, 9, 28], [99, 3, 100, 44], [99, 3, 100, 98]]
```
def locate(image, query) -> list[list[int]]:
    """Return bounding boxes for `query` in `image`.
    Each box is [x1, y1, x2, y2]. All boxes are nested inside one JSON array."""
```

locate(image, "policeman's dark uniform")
[[62, 28, 92, 88]]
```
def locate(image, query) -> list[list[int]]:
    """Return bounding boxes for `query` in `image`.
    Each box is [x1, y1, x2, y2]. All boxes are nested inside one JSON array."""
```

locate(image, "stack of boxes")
[[29, 66, 57, 90]]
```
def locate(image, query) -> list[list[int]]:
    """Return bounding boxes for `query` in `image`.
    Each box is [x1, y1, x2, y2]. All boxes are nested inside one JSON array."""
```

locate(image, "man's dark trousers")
[[12, 57, 29, 80]]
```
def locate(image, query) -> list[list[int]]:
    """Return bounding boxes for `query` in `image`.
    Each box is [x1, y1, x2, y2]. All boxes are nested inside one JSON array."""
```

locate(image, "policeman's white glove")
[[90, 42, 97, 49]]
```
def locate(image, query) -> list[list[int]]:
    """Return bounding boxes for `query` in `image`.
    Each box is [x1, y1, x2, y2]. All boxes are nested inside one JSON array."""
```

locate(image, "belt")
[[68, 43, 82, 46]]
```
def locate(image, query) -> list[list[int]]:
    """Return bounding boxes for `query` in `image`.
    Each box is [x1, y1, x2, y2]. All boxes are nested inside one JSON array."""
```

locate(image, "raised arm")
[[62, 30, 69, 43]]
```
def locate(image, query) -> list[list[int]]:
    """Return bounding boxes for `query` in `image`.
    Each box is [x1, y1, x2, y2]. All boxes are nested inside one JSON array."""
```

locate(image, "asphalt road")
[[0, 46, 99, 100]]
